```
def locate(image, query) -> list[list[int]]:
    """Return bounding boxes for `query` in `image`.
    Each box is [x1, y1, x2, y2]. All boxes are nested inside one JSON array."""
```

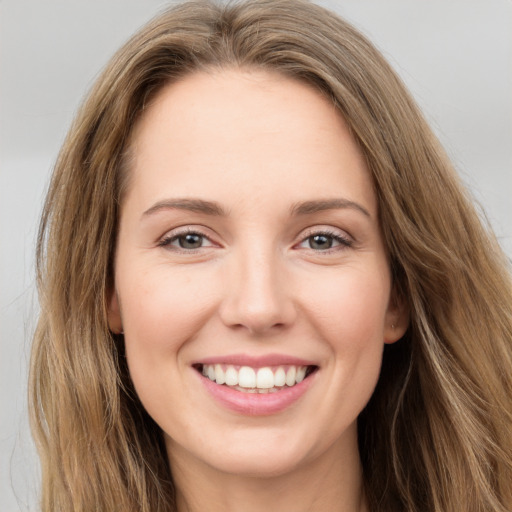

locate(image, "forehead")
[[125, 68, 376, 216]]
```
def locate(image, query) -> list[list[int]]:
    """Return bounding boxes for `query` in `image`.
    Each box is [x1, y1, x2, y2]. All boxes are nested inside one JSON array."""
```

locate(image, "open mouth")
[[193, 363, 319, 394]]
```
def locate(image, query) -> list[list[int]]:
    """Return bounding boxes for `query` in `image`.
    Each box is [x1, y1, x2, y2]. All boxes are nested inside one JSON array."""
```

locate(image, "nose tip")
[[218, 254, 296, 335], [230, 295, 288, 335]]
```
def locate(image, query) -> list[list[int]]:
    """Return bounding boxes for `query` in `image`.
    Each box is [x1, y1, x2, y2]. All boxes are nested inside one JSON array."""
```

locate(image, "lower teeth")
[[229, 385, 285, 393]]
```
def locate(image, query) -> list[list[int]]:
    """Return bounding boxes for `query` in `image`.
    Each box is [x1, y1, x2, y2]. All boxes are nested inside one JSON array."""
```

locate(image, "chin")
[[200, 426, 351, 479], [206, 448, 309, 479], [167, 427, 317, 479]]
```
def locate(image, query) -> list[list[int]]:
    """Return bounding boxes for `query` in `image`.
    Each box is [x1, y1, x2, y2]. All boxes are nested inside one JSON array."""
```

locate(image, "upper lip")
[[192, 353, 318, 368]]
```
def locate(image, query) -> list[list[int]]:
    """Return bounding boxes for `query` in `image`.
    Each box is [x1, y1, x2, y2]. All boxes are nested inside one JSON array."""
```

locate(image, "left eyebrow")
[[290, 198, 371, 218], [142, 198, 228, 218]]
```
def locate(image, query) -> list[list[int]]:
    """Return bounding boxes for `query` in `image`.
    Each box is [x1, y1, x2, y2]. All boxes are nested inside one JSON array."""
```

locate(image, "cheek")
[[303, 265, 391, 351], [118, 263, 222, 426], [119, 264, 220, 366]]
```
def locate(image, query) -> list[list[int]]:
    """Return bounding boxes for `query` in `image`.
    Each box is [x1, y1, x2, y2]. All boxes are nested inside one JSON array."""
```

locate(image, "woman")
[[30, 1, 512, 511]]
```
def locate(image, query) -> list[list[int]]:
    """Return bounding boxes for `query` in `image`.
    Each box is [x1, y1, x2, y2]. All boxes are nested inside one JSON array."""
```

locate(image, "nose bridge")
[[220, 240, 294, 334]]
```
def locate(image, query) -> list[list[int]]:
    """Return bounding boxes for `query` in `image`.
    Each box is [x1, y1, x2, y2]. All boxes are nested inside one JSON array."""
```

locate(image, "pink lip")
[[195, 367, 317, 416], [194, 353, 317, 368]]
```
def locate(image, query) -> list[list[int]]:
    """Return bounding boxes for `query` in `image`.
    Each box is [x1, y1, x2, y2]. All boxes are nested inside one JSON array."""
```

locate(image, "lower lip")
[[197, 371, 315, 416]]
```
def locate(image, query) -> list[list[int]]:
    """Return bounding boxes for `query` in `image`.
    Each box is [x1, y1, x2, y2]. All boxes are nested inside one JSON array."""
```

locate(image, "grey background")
[[1, 1, 511, 510]]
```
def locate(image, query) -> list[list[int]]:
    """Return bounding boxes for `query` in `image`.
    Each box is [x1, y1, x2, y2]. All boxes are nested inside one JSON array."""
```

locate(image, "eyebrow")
[[290, 198, 371, 218], [142, 198, 227, 218], [142, 197, 371, 219]]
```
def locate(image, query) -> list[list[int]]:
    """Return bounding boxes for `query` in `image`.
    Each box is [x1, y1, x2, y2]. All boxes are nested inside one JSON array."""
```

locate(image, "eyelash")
[[297, 229, 353, 253], [158, 228, 353, 253], [158, 228, 213, 252]]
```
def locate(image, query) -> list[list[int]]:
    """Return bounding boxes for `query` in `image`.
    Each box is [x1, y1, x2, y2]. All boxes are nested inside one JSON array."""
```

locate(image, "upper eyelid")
[[293, 226, 354, 250], [297, 225, 353, 240], [158, 226, 218, 247], [159, 225, 213, 239]]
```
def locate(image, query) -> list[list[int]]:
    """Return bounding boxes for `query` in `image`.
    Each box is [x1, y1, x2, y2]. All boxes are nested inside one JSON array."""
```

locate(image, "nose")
[[218, 247, 297, 336]]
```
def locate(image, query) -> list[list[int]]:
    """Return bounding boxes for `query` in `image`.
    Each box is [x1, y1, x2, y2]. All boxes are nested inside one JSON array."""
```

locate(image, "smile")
[[198, 364, 317, 393], [192, 355, 319, 415]]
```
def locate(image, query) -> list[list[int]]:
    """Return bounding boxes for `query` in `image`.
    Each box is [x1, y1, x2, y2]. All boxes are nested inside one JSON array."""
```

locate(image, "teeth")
[[285, 366, 296, 387], [225, 366, 238, 386], [214, 364, 225, 385], [274, 367, 286, 387], [201, 364, 311, 390], [238, 366, 256, 388], [296, 366, 306, 383], [256, 367, 274, 389]]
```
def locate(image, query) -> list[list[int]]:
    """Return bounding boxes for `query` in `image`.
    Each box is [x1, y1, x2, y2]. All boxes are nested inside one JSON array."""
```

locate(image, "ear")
[[383, 290, 409, 344], [107, 288, 123, 334]]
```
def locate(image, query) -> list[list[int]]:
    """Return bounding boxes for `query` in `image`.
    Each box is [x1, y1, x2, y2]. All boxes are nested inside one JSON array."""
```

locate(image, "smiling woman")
[[107, 71, 404, 495], [29, 1, 512, 512]]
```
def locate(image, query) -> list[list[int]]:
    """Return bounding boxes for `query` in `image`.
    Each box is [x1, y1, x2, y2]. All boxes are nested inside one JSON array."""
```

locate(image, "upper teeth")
[[202, 364, 308, 389]]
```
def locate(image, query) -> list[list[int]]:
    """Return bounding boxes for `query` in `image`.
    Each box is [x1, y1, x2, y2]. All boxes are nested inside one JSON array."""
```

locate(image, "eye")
[[297, 230, 352, 251], [159, 230, 215, 250]]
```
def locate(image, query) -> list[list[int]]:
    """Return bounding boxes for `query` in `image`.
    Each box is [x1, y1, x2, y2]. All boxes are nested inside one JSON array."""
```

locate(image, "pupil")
[[180, 233, 202, 249], [310, 234, 332, 250]]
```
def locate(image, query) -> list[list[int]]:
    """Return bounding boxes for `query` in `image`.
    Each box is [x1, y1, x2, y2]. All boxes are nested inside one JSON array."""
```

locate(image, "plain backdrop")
[[1, 1, 511, 510]]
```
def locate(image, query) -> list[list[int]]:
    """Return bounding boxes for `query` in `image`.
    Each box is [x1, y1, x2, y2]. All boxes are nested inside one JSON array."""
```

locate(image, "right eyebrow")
[[290, 198, 371, 218], [142, 198, 228, 218]]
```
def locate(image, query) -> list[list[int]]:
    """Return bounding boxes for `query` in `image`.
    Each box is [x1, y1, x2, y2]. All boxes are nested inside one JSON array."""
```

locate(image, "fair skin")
[[108, 69, 407, 512]]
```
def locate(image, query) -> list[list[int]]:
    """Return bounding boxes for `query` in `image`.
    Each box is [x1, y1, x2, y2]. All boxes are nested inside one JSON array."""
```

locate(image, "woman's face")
[[109, 69, 407, 478]]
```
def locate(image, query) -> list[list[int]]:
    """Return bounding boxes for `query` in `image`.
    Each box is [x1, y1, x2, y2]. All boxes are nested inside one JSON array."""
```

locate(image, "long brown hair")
[[30, 1, 512, 510]]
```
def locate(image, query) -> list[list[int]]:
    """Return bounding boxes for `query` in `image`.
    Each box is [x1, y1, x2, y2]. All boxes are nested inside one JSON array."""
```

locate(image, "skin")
[[108, 69, 408, 512]]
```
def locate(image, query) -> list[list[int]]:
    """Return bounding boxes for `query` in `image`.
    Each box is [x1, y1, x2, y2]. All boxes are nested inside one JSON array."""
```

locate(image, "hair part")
[[31, 1, 512, 511]]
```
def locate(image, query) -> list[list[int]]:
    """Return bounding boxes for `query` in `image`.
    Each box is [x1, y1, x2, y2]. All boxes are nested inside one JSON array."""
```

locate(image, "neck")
[[168, 434, 368, 512]]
